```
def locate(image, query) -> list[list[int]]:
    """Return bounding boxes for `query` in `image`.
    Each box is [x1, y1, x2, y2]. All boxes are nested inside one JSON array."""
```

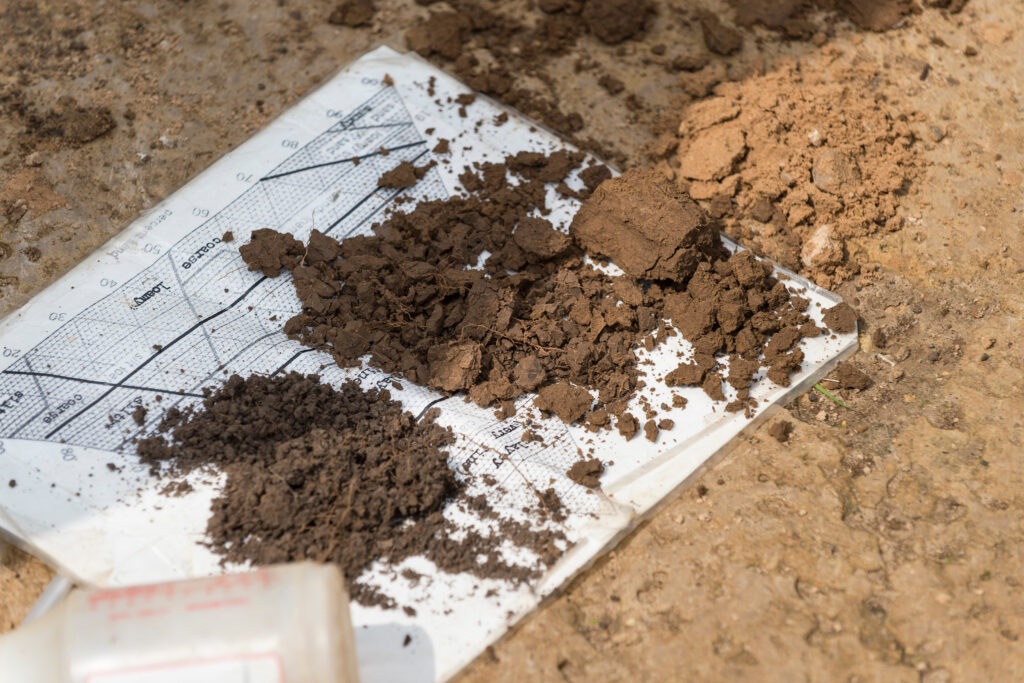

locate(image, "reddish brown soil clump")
[[571, 168, 723, 282], [655, 59, 920, 288]]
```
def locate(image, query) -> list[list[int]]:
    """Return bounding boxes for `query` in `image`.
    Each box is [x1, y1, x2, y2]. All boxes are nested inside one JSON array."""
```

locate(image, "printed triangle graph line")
[[0, 85, 445, 452], [259, 139, 424, 182]]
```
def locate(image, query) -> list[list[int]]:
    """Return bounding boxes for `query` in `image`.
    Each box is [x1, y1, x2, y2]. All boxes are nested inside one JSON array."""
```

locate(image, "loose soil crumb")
[[377, 160, 437, 189], [138, 373, 567, 608], [566, 459, 604, 488], [767, 419, 793, 443]]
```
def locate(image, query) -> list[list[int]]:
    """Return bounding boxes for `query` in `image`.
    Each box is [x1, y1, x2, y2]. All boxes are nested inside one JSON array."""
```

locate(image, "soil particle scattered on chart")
[[377, 160, 438, 189], [566, 459, 604, 488], [138, 373, 567, 608], [131, 405, 146, 426]]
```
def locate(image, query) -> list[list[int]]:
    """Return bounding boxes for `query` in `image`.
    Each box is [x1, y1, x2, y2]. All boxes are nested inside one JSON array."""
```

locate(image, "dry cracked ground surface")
[[1, 1, 1022, 681]]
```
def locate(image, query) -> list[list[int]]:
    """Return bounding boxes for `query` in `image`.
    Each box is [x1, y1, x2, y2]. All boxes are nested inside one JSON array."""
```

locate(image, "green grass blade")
[[814, 382, 850, 409]]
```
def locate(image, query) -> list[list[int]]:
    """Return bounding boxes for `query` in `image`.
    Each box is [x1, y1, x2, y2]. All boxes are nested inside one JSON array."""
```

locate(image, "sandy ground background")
[[1, 1, 1022, 680]]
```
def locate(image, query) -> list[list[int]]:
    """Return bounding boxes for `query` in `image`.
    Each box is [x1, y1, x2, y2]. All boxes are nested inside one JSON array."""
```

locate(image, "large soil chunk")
[[534, 382, 593, 424], [428, 342, 483, 392], [239, 228, 304, 277], [570, 168, 720, 283]]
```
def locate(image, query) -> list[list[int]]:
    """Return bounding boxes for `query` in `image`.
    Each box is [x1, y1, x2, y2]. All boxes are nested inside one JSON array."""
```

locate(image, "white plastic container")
[[0, 562, 359, 682]]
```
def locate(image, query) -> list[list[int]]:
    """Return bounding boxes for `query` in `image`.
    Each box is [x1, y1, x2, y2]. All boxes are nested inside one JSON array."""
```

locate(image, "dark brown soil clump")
[[698, 11, 744, 56], [328, 0, 374, 28], [823, 302, 858, 333], [834, 361, 872, 390], [27, 95, 114, 149], [377, 160, 437, 189], [767, 420, 793, 443], [581, 0, 654, 45], [138, 373, 567, 608], [238, 228, 303, 278]]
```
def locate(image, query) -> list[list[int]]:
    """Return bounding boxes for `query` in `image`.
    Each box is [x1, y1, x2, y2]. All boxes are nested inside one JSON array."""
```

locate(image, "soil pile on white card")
[[240, 154, 853, 444], [138, 373, 568, 608]]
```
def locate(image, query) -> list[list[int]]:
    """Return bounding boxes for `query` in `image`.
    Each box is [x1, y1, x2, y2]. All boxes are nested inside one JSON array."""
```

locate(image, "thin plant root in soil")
[[240, 153, 852, 444], [137, 373, 567, 608]]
